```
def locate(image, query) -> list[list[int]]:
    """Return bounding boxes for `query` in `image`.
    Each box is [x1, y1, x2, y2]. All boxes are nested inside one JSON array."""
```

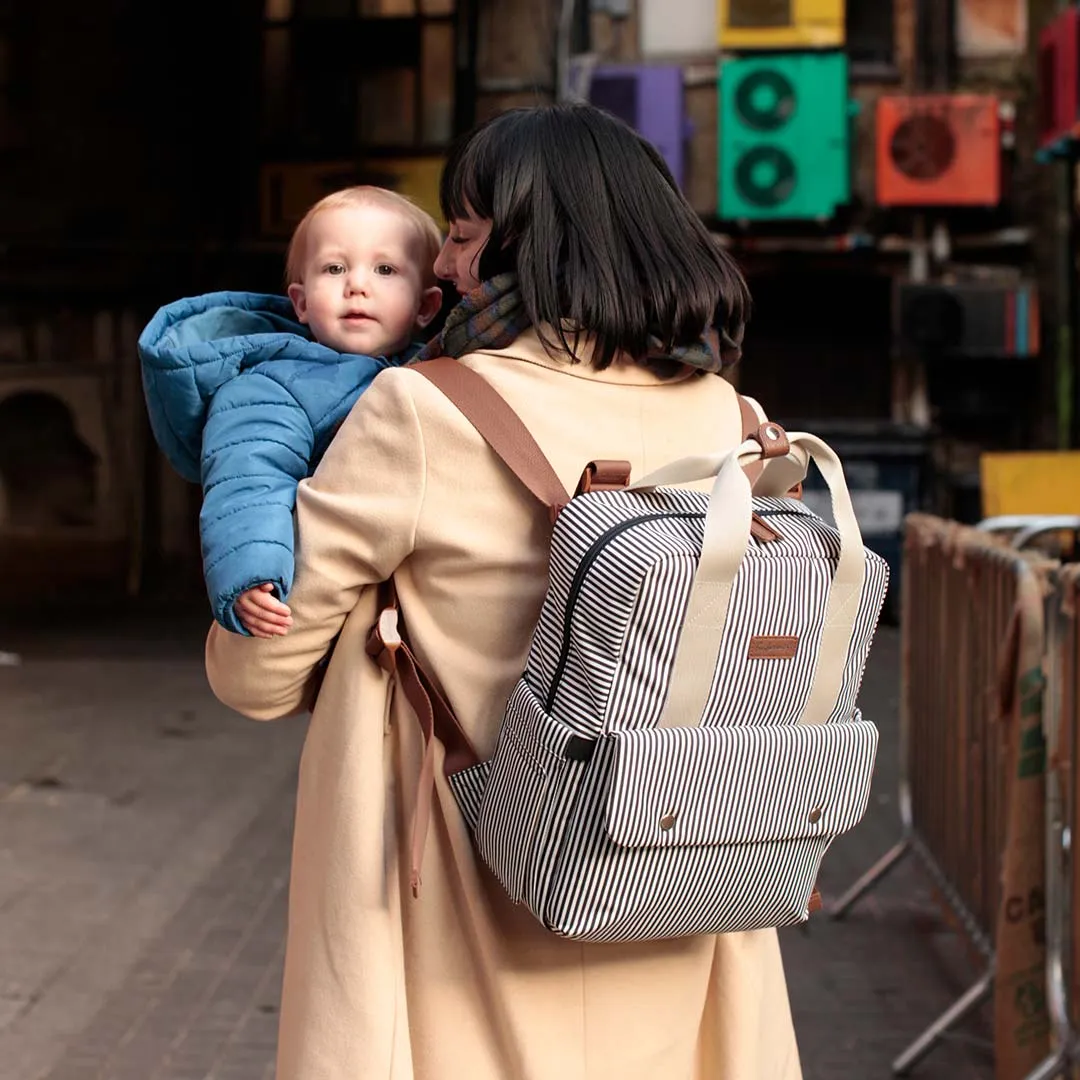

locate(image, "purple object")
[[587, 65, 686, 189]]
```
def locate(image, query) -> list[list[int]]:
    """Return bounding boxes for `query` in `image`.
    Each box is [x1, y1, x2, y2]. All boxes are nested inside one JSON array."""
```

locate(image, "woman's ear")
[[414, 285, 444, 330], [287, 283, 309, 323]]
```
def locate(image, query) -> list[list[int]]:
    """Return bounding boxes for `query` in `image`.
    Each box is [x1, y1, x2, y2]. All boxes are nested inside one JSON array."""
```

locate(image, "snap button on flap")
[[753, 421, 790, 459], [808, 806, 824, 824], [660, 812, 677, 831]]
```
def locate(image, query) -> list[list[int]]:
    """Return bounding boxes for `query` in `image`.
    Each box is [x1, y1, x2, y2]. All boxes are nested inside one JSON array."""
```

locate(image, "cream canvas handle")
[[630, 432, 866, 728]]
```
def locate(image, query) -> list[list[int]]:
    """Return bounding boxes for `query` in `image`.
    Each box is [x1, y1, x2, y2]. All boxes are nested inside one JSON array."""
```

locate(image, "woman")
[[206, 103, 803, 1079]]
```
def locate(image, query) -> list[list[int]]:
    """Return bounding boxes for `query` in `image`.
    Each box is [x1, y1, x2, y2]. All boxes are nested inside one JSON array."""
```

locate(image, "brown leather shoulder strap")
[[736, 392, 765, 488], [366, 581, 481, 897], [735, 391, 803, 500], [737, 392, 760, 439], [414, 357, 571, 521]]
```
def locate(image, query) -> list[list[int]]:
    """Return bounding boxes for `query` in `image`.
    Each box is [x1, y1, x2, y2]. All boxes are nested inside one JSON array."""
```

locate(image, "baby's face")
[[288, 203, 440, 357]]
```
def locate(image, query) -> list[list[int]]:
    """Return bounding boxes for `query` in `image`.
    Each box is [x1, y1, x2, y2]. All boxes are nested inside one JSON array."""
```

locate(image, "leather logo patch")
[[748, 635, 798, 659]]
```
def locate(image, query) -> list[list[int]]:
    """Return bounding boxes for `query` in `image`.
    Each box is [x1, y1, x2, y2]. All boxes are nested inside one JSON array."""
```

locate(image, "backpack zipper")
[[544, 512, 702, 712], [542, 506, 812, 714]]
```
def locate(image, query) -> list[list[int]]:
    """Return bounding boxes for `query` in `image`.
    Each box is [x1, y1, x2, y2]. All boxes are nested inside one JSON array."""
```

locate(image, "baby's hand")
[[235, 584, 293, 639]]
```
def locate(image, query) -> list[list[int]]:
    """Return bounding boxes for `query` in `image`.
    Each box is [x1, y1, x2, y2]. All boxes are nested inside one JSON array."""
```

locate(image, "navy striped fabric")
[[446, 489, 889, 941]]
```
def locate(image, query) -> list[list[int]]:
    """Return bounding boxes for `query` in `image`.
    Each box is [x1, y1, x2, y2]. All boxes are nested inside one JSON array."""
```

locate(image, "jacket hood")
[[139, 291, 369, 482], [139, 290, 344, 374]]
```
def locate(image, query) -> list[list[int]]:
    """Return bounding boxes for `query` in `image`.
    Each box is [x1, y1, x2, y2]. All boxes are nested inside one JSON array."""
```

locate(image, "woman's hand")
[[235, 583, 293, 638]]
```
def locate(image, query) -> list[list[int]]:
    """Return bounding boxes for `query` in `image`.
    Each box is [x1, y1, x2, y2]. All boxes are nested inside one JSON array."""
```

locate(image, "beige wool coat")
[[205, 327, 804, 1080]]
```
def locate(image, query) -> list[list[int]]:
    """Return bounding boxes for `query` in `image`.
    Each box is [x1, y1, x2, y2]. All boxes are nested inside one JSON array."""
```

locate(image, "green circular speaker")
[[734, 69, 796, 132], [734, 146, 797, 208]]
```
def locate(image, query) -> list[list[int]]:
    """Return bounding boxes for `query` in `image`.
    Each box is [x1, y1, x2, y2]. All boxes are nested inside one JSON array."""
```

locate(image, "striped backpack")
[[367, 358, 889, 943]]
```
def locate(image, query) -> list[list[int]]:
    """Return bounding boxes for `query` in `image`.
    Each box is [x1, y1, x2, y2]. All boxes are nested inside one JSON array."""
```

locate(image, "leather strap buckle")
[[752, 422, 791, 460], [575, 459, 632, 497], [377, 607, 401, 649], [365, 605, 402, 674]]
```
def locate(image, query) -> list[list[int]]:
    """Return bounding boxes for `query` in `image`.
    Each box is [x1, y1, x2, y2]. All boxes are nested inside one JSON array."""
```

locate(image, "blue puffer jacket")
[[138, 291, 416, 634]]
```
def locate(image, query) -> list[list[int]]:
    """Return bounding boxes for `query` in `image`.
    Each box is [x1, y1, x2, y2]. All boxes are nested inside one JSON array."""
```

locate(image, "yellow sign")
[[980, 452, 1080, 518], [259, 156, 446, 239], [357, 157, 446, 230], [718, 0, 845, 50]]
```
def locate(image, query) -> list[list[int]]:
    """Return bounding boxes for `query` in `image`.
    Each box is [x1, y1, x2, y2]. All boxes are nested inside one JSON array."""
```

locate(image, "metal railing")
[[831, 514, 1058, 1076], [1025, 562, 1080, 1080]]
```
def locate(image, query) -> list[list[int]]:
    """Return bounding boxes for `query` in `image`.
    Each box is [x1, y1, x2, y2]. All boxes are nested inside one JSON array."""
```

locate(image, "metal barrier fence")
[[1026, 562, 1080, 1080], [1068, 566, 1080, 1077], [831, 514, 1057, 1077], [1071, 569, 1080, 1076]]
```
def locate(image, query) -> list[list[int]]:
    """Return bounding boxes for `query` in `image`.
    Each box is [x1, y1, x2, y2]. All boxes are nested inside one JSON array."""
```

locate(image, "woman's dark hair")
[[440, 102, 750, 372]]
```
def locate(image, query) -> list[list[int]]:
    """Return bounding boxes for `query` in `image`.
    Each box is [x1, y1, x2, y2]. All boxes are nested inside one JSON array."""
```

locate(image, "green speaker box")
[[719, 52, 851, 221]]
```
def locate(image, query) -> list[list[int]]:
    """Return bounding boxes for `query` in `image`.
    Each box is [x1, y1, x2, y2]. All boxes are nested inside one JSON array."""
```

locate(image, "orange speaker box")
[[876, 95, 1001, 207]]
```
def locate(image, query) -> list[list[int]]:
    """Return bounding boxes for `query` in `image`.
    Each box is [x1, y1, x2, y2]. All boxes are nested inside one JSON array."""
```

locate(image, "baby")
[[139, 186, 443, 637]]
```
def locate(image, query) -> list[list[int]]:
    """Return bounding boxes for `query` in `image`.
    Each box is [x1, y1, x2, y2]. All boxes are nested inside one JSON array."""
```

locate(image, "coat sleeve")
[[204, 368, 426, 719], [200, 372, 317, 634]]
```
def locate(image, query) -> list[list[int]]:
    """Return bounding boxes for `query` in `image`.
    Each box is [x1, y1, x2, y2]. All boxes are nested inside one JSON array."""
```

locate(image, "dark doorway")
[[0, 392, 98, 530], [736, 267, 894, 425]]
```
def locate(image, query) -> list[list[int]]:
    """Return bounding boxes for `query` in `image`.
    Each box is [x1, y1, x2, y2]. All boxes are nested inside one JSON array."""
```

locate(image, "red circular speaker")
[[889, 115, 956, 180]]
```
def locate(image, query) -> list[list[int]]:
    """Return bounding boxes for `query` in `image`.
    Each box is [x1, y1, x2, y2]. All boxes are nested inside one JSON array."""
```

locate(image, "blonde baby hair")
[[285, 186, 442, 288]]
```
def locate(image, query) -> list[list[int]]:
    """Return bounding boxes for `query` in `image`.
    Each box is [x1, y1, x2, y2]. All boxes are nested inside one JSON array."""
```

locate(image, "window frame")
[[259, 0, 461, 159], [846, 0, 899, 83]]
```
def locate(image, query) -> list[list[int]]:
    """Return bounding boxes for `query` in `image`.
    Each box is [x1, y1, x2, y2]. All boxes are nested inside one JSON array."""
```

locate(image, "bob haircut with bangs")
[[439, 102, 750, 373]]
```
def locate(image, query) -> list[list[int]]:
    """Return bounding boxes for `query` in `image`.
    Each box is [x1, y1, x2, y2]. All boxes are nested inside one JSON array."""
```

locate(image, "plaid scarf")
[[417, 272, 741, 372]]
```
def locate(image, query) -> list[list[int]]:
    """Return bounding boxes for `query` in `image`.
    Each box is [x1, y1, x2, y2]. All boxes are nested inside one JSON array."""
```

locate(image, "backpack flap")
[[603, 717, 878, 850]]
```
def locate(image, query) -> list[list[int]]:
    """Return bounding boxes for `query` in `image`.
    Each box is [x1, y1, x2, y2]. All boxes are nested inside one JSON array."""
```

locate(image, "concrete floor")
[[0, 612, 993, 1079]]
